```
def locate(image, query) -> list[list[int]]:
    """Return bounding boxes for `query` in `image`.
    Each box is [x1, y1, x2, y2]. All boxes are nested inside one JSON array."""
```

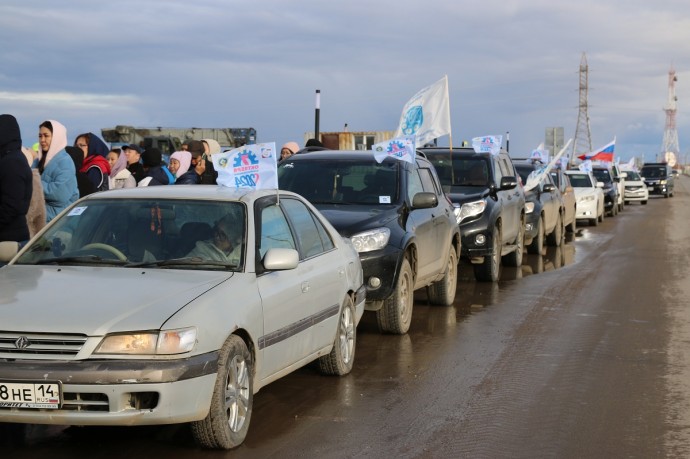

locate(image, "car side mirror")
[[542, 183, 556, 192], [499, 176, 518, 190], [565, 186, 574, 193], [596, 181, 604, 188], [262, 248, 299, 271], [620, 172, 628, 178], [412, 192, 438, 209], [0, 241, 20, 263]]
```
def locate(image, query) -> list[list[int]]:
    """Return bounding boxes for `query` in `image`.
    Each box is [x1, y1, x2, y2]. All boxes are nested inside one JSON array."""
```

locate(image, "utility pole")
[[662, 65, 680, 166], [314, 89, 321, 142]]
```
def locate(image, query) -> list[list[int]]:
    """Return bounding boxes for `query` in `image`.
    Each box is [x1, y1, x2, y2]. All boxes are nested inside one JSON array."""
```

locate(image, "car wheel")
[[319, 295, 356, 375], [566, 212, 576, 233], [191, 335, 253, 450], [474, 226, 501, 282], [377, 257, 413, 334], [624, 200, 630, 205], [427, 245, 458, 306], [527, 216, 544, 255], [642, 200, 648, 205], [502, 217, 523, 267], [598, 207, 605, 222], [546, 213, 563, 247], [590, 217, 598, 227]]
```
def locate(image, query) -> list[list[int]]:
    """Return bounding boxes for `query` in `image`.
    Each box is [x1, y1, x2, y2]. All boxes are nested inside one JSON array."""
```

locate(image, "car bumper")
[[523, 212, 539, 243], [459, 213, 495, 259], [359, 245, 403, 303], [575, 200, 598, 220], [645, 183, 671, 195], [0, 351, 219, 425], [624, 188, 649, 201]]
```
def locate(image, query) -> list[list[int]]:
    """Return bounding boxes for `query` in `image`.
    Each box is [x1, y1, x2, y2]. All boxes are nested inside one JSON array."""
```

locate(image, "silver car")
[[0, 186, 365, 450]]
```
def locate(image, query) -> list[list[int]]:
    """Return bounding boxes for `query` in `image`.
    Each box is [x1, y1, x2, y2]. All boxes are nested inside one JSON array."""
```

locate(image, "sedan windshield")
[[625, 171, 642, 180], [567, 173, 593, 188], [16, 199, 246, 270], [278, 159, 399, 204]]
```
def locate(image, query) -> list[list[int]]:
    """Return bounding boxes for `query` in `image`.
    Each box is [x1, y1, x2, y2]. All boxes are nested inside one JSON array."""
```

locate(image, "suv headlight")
[[351, 228, 391, 253], [525, 202, 535, 214], [660, 179, 667, 184], [95, 327, 197, 355], [458, 200, 486, 223]]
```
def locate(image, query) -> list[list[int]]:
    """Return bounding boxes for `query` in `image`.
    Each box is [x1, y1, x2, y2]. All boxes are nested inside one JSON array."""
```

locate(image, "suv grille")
[[0, 332, 87, 358]]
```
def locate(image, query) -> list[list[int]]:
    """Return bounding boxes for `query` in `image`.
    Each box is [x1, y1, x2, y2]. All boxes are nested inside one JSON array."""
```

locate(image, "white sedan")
[[564, 170, 606, 226], [0, 186, 365, 450]]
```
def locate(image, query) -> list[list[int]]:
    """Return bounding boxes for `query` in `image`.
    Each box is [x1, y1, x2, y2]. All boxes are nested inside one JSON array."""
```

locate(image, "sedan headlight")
[[578, 195, 595, 203], [525, 202, 535, 214], [351, 228, 391, 253], [660, 179, 667, 184], [458, 200, 486, 223], [94, 327, 197, 355]]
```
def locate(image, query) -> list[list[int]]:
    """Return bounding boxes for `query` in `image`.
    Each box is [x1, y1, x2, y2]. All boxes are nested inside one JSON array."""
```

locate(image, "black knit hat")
[[141, 148, 162, 167]]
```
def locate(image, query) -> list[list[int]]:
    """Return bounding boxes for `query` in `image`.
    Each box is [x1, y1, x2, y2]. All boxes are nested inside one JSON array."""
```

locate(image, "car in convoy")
[[641, 162, 675, 198], [565, 169, 605, 226], [421, 147, 525, 282], [550, 168, 577, 234], [610, 162, 626, 212], [620, 168, 649, 205], [591, 165, 621, 217], [0, 186, 365, 450], [513, 160, 565, 254], [278, 150, 461, 335]]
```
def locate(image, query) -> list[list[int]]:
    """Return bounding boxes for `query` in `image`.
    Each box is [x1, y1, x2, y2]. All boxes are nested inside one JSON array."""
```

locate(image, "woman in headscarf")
[[37, 120, 79, 222], [0, 114, 33, 243], [74, 132, 111, 191], [168, 150, 200, 185], [107, 148, 136, 189]]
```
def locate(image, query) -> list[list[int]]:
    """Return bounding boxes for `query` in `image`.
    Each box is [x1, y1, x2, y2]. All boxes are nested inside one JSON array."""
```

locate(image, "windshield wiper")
[[34, 255, 128, 266], [125, 257, 238, 269]]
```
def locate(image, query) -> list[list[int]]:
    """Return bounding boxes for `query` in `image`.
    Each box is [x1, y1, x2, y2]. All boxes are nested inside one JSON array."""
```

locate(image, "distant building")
[[304, 131, 395, 150]]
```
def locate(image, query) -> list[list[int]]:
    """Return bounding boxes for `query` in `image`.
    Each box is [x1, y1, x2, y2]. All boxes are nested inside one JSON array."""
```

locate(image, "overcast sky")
[[2, 0, 688, 162]]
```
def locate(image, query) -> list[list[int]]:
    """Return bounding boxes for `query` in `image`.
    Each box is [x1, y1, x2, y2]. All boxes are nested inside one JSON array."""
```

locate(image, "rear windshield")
[[278, 158, 399, 205]]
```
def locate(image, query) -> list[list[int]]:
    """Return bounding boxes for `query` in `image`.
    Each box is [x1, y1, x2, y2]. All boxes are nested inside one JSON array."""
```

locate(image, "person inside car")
[[185, 214, 242, 264]]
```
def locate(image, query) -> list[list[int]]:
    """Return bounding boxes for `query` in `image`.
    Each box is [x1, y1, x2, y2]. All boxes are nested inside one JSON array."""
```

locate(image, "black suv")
[[513, 160, 565, 254], [591, 165, 620, 216], [421, 147, 525, 282], [641, 162, 675, 198], [278, 150, 461, 335]]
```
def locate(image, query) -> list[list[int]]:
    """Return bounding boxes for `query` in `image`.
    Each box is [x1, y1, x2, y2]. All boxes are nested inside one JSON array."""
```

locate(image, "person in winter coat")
[[37, 120, 78, 222], [20, 146, 46, 238], [123, 144, 146, 183], [0, 114, 33, 243], [186, 214, 241, 264], [74, 132, 111, 191], [65, 146, 96, 197], [168, 150, 200, 185], [106, 148, 136, 189]]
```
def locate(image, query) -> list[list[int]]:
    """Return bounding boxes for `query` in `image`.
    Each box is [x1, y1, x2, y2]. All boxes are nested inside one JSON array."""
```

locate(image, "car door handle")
[[301, 281, 310, 293]]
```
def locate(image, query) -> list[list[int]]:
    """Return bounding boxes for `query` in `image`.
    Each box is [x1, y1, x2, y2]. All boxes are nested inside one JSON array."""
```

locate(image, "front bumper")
[[624, 186, 649, 201], [359, 245, 403, 302], [645, 181, 670, 195], [459, 212, 495, 259], [523, 211, 539, 243], [576, 199, 598, 220], [0, 351, 219, 425]]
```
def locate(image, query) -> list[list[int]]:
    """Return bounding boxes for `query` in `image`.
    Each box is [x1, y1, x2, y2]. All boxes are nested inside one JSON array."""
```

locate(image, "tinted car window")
[[282, 198, 334, 259], [407, 168, 424, 200], [418, 167, 439, 194], [259, 204, 296, 258], [641, 166, 667, 178], [592, 168, 612, 184], [567, 173, 593, 187], [426, 156, 489, 191]]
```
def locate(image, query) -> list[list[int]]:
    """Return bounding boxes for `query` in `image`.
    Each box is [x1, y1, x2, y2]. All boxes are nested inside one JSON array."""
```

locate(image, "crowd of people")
[[0, 114, 311, 247]]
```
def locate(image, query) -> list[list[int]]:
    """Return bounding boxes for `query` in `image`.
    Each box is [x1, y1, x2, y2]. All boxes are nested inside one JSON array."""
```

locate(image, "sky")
[[1, 0, 689, 164]]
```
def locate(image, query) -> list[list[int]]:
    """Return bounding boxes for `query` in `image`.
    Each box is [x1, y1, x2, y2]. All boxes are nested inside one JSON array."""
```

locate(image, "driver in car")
[[186, 215, 241, 264]]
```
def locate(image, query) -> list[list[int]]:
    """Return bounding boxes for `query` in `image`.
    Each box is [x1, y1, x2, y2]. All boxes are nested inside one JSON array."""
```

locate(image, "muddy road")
[[3, 178, 690, 458]]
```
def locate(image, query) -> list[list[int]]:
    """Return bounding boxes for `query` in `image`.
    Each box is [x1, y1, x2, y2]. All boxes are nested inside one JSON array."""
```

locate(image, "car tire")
[[642, 200, 648, 205], [624, 200, 630, 205], [427, 245, 458, 306], [502, 217, 524, 268], [319, 295, 356, 375], [527, 216, 544, 255], [191, 335, 253, 450], [546, 213, 563, 247], [377, 257, 413, 334], [474, 226, 501, 282], [590, 217, 598, 226]]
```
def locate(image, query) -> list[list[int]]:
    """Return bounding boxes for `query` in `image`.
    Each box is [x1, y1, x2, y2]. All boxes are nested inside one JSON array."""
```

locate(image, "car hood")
[[625, 180, 646, 186], [0, 265, 231, 335], [572, 187, 598, 198], [447, 188, 490, 205], [314, 204, 400, 237]]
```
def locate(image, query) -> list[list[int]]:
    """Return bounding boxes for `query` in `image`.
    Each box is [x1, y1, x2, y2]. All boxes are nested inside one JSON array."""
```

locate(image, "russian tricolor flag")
[[578, 138, 615, 162]]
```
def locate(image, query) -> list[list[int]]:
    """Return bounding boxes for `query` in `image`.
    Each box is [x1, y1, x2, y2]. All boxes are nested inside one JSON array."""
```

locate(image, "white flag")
[[523, 138, 572, 192], [212, 142, 278, 189], [395, 75, 451, 148], [372, 135, 416, 164], [472, 135, 503, 155]]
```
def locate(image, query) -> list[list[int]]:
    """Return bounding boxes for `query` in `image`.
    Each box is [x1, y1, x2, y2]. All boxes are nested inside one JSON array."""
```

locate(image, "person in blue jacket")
[[37, 120, 79, 222]]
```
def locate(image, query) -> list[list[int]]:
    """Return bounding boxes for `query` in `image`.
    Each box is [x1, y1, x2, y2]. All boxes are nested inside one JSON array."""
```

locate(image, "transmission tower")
[[661, 65, 680, 163], [571, 53, 593, 164]]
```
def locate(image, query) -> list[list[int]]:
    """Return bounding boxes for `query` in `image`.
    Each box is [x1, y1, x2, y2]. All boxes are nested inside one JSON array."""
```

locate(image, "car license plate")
[[0, 380, 61, 409]]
